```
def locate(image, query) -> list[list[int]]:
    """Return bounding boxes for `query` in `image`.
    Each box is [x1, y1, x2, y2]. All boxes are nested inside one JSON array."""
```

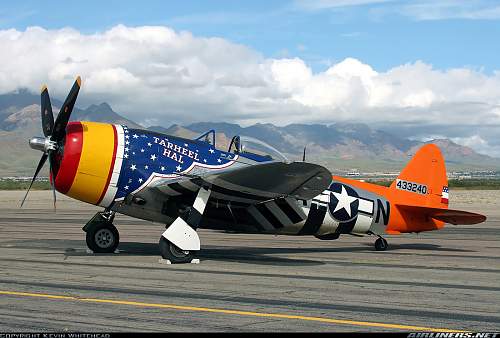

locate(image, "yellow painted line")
[[0, 290, 464, 332]]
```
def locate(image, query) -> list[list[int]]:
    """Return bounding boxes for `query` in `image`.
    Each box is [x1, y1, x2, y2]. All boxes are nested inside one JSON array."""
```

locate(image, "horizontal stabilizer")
[[396, 204, 486, 225]]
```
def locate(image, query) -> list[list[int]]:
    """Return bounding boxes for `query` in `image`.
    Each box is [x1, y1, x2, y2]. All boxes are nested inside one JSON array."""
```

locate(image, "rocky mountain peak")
[[0, 89, 498, 175], [3, 104, 41, 130], [86, 102, 114, 113], [425, 138, 476, 157]]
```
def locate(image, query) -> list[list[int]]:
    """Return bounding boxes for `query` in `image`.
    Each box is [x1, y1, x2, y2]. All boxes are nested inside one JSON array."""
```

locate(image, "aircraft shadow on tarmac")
[[5, 238, 476, 265], [360, 242, 476, 252]]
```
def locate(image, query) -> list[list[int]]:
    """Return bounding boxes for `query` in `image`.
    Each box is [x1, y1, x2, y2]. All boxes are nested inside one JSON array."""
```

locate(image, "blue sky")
[[1, 0, 499, 73]]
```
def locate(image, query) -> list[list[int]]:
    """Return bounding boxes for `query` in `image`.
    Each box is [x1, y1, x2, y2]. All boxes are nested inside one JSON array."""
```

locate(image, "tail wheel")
[[159, 237, 194, 263], [86, 222, 119, 253], [374, 237, 388, 251]]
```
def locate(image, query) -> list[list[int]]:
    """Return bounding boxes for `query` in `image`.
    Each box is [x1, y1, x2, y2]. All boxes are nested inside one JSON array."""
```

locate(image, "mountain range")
[[1, 89, 499, 176]]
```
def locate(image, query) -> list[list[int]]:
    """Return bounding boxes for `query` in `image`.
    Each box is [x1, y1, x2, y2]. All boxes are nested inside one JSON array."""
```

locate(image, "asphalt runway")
[[0, 190, 499, 332]]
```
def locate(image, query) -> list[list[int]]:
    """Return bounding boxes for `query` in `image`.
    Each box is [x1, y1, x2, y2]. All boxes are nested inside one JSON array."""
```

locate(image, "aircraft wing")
[[153, 161, 332, 203], [396, 204, 486, 225]]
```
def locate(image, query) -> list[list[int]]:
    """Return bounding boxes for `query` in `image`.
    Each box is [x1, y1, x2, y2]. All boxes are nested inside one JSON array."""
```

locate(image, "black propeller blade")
[[40, 85, 54, 137], [52, 76, 81, 142], [49, 159, 57, 211], [20, 153, 48, 208], [21, 76, 81, 209]]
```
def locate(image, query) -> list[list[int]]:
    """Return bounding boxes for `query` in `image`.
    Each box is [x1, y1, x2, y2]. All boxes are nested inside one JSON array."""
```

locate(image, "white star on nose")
[[138, 178, 143, 183], [176, 165, 182, 171], [133, 134, 139, 139], [209, 148, 214, 153], [150, 154, 157, 161], [130, 164, 137, 171], [331, 186, 357, 217]]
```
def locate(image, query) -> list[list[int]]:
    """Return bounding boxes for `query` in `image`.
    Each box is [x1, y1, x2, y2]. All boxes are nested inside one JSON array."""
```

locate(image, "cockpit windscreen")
[[231, 136, 289, 162]]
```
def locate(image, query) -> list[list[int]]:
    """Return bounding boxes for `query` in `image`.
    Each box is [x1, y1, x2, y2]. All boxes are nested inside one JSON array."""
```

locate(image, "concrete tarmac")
[[0, 190, 499, 332]]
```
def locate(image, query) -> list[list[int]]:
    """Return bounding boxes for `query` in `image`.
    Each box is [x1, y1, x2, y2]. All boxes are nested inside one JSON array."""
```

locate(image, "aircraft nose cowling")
[[54, 122, 83, 195], [54, 121, 123, 207]]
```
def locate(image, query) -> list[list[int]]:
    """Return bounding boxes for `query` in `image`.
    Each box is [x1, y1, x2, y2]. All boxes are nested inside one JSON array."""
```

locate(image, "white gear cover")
[[161, 186, 211, 251], [162, 218, 200, 251]]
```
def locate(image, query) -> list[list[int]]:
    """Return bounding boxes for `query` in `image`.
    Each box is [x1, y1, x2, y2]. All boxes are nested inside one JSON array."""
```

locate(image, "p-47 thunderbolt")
[[23, 77, 486, 263]]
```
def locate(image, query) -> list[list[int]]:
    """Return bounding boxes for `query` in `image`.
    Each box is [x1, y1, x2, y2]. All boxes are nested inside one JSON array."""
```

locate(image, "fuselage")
[[198, 177, 393, 238], [51, 121, 444, 239]]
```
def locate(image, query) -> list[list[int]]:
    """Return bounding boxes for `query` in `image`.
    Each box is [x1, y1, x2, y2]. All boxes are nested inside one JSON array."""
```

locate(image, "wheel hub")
[[95, 228, 114, 249], [169, 243, 190, 258]]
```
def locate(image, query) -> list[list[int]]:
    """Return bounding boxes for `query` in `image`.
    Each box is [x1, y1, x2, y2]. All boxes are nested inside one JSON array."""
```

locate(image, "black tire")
[[374, 237, 388, 251], [315, 233, 340, 240], [86, 222, 119, 253], [159, 237, 194, 263]]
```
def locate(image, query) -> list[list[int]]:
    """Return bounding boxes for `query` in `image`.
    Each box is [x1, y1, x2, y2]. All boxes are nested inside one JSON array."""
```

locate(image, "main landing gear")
[[83, 185, 210, 263], [83, 211, 119, 253], [160, 185, 212, 264]]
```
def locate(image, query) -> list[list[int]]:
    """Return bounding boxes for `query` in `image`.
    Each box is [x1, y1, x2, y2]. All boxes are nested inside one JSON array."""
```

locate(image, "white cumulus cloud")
[[0, 25, 499, 155]]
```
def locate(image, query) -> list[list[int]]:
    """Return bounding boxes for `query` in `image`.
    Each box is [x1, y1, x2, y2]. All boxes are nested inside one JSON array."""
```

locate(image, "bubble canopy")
[[228, 135, 289, 163]]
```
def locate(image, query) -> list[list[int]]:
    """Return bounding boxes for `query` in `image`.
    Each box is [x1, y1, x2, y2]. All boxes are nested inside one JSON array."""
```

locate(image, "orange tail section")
[[390, 143, 448, 209], [390, 144, 485, 232], [335, 144, 486, 233]]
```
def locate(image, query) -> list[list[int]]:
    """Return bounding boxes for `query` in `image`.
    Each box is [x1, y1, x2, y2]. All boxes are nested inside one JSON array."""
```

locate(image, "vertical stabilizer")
[[390, 144, 448, 208]]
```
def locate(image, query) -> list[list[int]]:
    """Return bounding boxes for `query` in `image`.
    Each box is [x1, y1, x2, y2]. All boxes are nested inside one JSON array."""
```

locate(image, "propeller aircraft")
[[23, 77, 487, 263]]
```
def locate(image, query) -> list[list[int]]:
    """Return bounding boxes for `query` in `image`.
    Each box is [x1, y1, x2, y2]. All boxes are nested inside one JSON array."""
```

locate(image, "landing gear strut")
[[83, 211, 120, 253], [374, 236, 388, 251]]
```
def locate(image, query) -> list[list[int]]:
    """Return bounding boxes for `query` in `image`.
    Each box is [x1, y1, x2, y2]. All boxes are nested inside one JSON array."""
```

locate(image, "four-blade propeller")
[[21, 76, 81, 209]]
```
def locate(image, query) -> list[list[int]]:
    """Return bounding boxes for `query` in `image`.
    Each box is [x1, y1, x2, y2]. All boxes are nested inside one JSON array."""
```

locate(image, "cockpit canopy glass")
[[228, 135, 289, 162]]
